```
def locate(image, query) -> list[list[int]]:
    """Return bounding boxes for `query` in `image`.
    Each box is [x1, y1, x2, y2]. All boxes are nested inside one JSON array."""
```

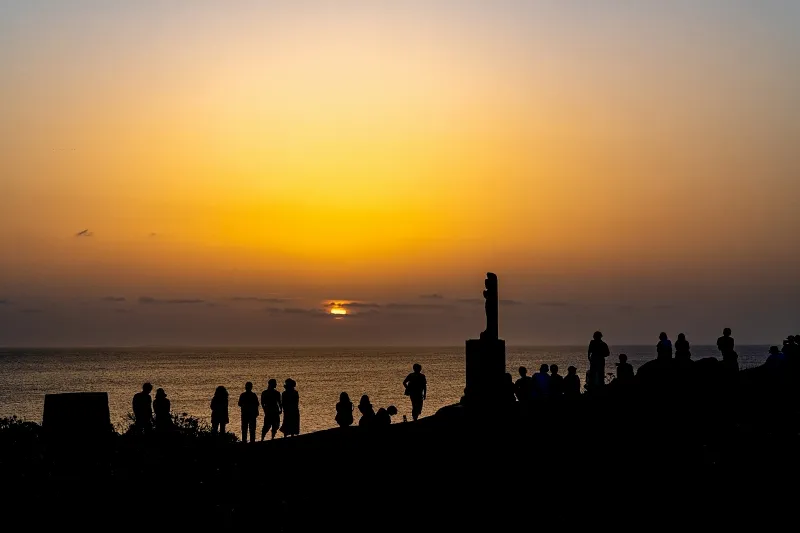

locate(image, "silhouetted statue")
[[210, 386, 229, 435], [766, 346, 784, 369], [480, 273, 499, 340], [153, 388, 172, 432], [675, 333, 691, 362], [549, 364, 564, 396], [261, 379, 282, 441], [335, 392, 354, 428], [717, 328, 738, 371], [532, 364, 550, 398], [657, 332, 673, 360], [238, 382, 260, 443], [358, 395, 375, 427], [514, 367, 532, 403], [587, 331, 610, 390], [403, 364, 427, 421], [616, 354, 634, 383], [564, 366, 580, 397], [375, 405, 398, 427], [280, 378, 300, 437], [132, 382, 153, 434]]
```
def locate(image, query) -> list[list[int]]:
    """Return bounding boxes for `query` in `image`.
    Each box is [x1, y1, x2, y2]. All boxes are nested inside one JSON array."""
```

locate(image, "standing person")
[[657, 332, 673, 360], [514, 367, 533, 403], [261, 379, 282, 441], [238, 382, 259, 444], [335, 392, 354, 428], [587, 332, 610, 391], [564, 366, 581, 397], [210, 386, 229, 435], [132, 383, 153, 434], [549, 364, 564, 397], [358, 395, 375, 427], [153, 388, 172, 432], [403, 364, 427, 421], [280, 379, 300, 437]]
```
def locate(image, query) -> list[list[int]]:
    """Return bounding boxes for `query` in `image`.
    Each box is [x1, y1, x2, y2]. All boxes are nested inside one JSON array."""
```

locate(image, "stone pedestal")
[[465, 338, 506, 398]]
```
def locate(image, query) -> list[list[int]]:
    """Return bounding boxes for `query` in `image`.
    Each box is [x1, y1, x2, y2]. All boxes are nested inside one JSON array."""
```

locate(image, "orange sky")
[[1, 1, 798, 345]]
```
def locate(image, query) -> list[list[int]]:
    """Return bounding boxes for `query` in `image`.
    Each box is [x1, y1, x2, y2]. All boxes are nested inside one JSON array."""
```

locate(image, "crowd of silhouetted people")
[[129, 330, 799, 441], [130, 364, 427, 441]]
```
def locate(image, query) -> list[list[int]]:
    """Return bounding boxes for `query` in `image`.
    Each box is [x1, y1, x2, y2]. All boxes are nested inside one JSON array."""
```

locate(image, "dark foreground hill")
[[3, 357, 799, 531]]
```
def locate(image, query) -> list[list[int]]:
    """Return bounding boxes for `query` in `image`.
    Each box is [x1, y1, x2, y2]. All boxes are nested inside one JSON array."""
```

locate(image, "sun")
[[330, 307, 347, 316]]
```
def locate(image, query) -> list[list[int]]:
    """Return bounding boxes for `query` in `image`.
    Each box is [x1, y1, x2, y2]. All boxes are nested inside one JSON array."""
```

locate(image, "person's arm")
[[588, 343, 592, 361], [423, 377, 427, 400], [238, 394, 242, 407], [403, 374, 410, 388]]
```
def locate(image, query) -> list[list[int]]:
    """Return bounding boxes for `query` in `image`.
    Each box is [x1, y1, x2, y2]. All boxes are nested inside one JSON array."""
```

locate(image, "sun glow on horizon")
[[330, 307, 347, 316]]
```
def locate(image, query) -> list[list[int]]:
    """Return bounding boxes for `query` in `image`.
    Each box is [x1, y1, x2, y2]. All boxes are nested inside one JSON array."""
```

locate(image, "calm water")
[[0, 345, 768, 438]]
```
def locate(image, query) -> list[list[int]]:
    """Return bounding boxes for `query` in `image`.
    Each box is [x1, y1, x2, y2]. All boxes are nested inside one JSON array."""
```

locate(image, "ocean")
[[0, 345, 768, 438]]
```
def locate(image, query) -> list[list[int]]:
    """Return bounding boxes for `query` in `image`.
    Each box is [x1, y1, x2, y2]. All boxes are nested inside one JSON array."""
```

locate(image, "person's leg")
[[212, 421, 219, 435], [220, 422, 226, 435], [241, 418, 248, 443], [261, 418, 268, 441], [249, 418, 256, 443]]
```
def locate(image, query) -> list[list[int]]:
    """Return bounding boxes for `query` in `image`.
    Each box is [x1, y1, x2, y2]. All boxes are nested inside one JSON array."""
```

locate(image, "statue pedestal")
[[465, 338, 506, 400]]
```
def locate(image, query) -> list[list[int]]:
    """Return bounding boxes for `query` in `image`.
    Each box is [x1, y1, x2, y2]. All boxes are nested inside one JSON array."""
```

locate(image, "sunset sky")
[[1, 1, 798, 346]]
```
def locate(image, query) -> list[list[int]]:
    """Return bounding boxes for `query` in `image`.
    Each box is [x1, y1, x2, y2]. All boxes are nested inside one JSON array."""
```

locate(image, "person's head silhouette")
[[619, 353, 628, 363], [539, 364, 549, 374], [359, 395, 371, 407], [387, 406, 398, 416], [567, 366, 577, 376], [245, 382, 253, 392], [769, 346, 781, 356], [678, 333, 686, 342], [142, 383, 153, 394], [593, 331, 603, 341], [550, 364, 559, 375], [285, 378, 296, 390], [155, 388, 166, 400], [268, 378, 277, 389], [723, 328, 732, 337], [413, 363, 422, 373], [340, 392, 350, 403], [519, 366, 527, 377], [659, 332, 668, 341], [215, 385, 227, 398]]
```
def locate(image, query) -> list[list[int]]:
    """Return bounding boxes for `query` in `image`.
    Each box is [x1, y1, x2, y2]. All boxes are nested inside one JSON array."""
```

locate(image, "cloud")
[[500, 299, 523, 306], [325, 301, 382, 309], [231, 296, 289, 303], [19, 308, 43, 314], [384, 302, 450, 311], [138, 296, 205, 305], [113, 308, 133, 314], [101, 296, 126, 302], [652, 304, 674, 310], [419, 294, 444, 300], [282, 307, 328, 317], [149, 232, 158, 237], [0, 299, 10, 305], [457, 298, 483, 305], [75, 229, 94, 237], [537, 301, 570, 307]]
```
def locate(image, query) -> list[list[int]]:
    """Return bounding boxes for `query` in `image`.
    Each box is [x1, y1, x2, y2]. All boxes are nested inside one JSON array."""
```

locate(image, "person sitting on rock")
[[657, 332, 673, 360], [766, 346, 784, 369], [564, 366, 581, 397], [358, 395, 375, 427], [616, 354, 634, 383], [532, 364, 550, 399], [375, 405, 398, 427], [675, 333, 691, 362], [335, 392, 354, 428]]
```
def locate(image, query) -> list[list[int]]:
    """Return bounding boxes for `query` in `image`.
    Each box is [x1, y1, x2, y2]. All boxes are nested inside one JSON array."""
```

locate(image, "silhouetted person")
[[783, 336, 798, 361], [505, 372, 516, 404], [358, 395, 375, 427], [564, 366, 580, 397], [280, 378, 300, 437], [210, 386, 229, 435], [514, 366, 533, 403], [587, 331, 610, 390], [657, 332, 673, 360], [132, 382, 153, 434], [675, 333, 691, 362], [335, 392, 354, 428], [153, 388, 172, 432], [238, 382, 259, 443], [550, 364, 564, 396], [261, 379, 282, 441], [532, 364, 550, 398], [375, 405, 398, 427], [717, 328, 738, 372], [616, 354, 634, 383], [403, 364, 427, 421], [766, 346, 784, 369]]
